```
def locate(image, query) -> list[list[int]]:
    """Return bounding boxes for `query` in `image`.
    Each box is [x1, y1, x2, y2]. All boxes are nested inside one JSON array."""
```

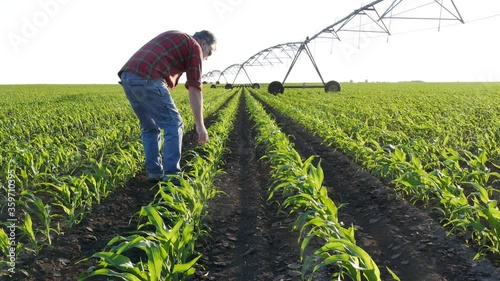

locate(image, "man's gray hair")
[[193, 30, 216, 46]]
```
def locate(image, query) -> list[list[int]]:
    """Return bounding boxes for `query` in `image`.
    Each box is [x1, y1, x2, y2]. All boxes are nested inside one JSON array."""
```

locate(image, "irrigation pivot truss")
[[204, 0, 465, 94], [202, 70, 224, 84], [202, 42, 304, 90]]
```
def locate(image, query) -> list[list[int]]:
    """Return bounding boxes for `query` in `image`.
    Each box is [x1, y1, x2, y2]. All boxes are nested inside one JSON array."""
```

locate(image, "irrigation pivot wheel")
[[324, 80, 341, 93], [268, 81, 284, 95], [225, 84, 233, 89], [252, 83, 261, 89], [210, 84, 216, 88]]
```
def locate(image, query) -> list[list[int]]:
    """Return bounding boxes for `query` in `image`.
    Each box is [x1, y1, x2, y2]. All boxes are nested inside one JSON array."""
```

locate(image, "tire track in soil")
[[252, 92, 500, 281], [190, 91, 330, 281]]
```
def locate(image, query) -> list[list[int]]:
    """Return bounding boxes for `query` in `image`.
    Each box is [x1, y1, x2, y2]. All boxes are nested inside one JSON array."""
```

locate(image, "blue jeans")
[[120, 72, 183, 179]]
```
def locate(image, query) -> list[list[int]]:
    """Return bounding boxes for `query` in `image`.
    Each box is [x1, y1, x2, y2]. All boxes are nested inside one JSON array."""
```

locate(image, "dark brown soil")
[[7, 89, 500, 281]]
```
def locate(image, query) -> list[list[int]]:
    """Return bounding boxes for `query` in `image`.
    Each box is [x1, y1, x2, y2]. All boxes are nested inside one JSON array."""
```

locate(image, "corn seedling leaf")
[[80, 268, 147, 281], [91, 252, 135, 269], [173, 254, 202, 274], [386, 266, 401, 281]]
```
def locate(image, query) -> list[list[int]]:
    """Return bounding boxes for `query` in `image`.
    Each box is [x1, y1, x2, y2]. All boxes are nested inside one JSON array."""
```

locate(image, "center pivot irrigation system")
[[202, 0, 465, 94]]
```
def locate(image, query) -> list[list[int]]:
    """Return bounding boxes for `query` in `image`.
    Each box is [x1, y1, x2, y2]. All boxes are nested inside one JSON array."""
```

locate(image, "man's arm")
[[188, 86, 208, 144]]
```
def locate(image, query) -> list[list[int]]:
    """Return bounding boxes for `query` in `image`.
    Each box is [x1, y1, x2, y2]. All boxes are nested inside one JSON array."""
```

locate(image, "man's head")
[[193, 30, 216, 60]]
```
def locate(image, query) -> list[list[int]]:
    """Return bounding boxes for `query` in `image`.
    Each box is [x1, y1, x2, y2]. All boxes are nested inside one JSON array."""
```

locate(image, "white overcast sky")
[[1, 0, 499, 84]]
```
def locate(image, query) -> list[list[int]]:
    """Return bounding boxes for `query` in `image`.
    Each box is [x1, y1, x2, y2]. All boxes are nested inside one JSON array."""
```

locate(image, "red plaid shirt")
[[118, 30, 203, 91]]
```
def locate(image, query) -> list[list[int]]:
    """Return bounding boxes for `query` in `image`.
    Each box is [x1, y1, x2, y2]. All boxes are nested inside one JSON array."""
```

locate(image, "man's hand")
[[188, 86, 208, 144], [197, 125, 209, 144]]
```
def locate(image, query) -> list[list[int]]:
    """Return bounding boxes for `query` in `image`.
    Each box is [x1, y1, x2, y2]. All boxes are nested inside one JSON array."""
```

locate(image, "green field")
[[1, 82, 499, 280]]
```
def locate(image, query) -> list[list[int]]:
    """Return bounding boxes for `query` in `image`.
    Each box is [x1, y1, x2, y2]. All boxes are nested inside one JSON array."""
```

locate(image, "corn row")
[[245, 92, 393, 281], [78, 90, 240, 281]]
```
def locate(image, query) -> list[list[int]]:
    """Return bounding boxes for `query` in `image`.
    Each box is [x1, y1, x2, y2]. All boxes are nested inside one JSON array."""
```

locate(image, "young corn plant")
[[79, 207, 201, 281], [18, 191, 59, 246], [40, 176, 92, 228], [0, 227, 25, 277], [17, 213, 42, 255], [84, 157, 111, 204], [0, 228, 10, 258], [463, 149, 500, 194]]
